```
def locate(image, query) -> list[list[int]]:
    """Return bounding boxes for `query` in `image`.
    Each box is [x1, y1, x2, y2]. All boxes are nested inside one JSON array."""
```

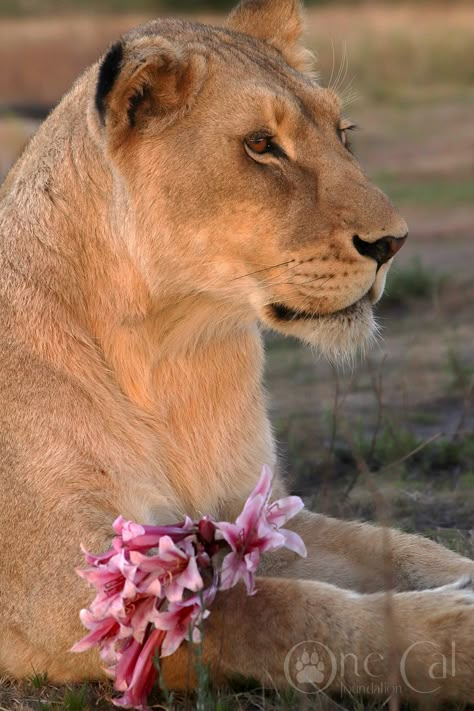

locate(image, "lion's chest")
[[138, 332, 275, 521]]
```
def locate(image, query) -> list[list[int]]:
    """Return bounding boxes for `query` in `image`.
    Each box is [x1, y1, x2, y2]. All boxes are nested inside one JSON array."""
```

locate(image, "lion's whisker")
[[328, 37, 336, 91], [229, 260, 293, 281], [333, 42, 349, 96], [330, 42, 345, 93], [339, 74, 357, 103]]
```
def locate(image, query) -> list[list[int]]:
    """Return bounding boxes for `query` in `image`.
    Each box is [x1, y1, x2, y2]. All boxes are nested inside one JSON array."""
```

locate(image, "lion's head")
[[88, 0, 407, 360]]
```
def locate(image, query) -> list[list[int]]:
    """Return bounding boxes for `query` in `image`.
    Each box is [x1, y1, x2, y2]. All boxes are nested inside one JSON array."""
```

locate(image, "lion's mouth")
[[262, 295, 376, 357], [269, 302, 317, 322], [268, 298, 365, 323]]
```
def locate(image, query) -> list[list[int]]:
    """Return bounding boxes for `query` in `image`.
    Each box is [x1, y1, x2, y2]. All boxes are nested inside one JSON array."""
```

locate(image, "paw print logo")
[[284, 641, 336, 694], [295, 649, 325, 685]]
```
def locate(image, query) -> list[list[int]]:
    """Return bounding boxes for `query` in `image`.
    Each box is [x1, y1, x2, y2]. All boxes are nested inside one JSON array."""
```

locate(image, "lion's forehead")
[[123, 19, 340, 129], [125, 18, 299, 77]]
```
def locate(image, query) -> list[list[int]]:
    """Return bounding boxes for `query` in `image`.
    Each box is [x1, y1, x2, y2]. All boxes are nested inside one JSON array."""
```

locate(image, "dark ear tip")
[[95, 41, 124, 123]]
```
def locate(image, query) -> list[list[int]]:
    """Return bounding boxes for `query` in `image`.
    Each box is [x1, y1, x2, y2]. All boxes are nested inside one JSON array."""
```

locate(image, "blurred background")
[[1, 0, 473, 564]]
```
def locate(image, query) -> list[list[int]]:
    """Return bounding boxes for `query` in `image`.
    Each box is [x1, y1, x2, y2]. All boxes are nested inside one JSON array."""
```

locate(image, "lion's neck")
[[1, 86, 258, 409], [0, 89, 113, 318], [0, 84, 277, 518]]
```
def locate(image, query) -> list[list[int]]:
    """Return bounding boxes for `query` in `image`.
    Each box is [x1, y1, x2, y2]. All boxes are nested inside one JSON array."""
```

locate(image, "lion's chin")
[[260, 296, 377, 363]]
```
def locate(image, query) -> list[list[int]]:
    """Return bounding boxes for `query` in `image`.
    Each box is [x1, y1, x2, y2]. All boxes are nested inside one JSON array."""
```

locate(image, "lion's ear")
[[227, 0, 310, 70], [95, 37, 206, 136]]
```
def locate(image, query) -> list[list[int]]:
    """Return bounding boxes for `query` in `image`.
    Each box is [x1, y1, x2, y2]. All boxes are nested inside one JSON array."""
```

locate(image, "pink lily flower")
[[73, 465, 306, 711], [71, 609, 121, 654], [156, 536, 204, 602], [265, 497, 307, 557], [114, 637, 143, 692], [219, 550, 260, 593], [216, 465, 306, 593], [125, 596, 158, 645], [112, 627, 164, 711], [80, 539, 122, 566], [129, 535, 204, 602], [76, 550, 138, 622], [152, 589, 214, 658], [113, 516, 195, 550]]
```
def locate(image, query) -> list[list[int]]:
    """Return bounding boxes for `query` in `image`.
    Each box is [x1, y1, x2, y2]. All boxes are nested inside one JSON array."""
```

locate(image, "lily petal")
[[266, 496, 305, 527]]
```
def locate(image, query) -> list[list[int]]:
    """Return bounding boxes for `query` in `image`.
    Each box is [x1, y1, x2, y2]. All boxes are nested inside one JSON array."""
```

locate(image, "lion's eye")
[[338, 121, 357, 152], [245, 135, 274, 155]]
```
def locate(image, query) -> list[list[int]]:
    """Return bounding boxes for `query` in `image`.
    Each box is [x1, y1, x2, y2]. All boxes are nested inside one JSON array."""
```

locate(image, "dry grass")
[[0, 4, 473, 106], [305, 4, 474, 101], [0, 15, 150, 106]]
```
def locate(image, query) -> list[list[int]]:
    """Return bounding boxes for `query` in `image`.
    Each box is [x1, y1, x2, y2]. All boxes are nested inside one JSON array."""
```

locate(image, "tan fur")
[[0, 0, 473, 702]]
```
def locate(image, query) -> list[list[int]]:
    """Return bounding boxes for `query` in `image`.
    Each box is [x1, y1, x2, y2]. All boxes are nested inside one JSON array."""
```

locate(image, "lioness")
[[0, 0, 473, 703]]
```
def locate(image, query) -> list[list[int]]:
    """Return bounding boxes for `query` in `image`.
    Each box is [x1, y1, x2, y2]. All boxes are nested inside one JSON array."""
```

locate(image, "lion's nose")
[[353, 233, 408, 267]]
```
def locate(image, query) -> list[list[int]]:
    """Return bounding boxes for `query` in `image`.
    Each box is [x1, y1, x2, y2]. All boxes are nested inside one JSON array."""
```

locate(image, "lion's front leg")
[[261, 509, 474, 592], [161, 576, 474, 705]]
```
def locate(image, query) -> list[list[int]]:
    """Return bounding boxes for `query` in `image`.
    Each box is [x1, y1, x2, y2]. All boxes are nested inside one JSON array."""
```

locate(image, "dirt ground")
[[0, 3, 473, 710]]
